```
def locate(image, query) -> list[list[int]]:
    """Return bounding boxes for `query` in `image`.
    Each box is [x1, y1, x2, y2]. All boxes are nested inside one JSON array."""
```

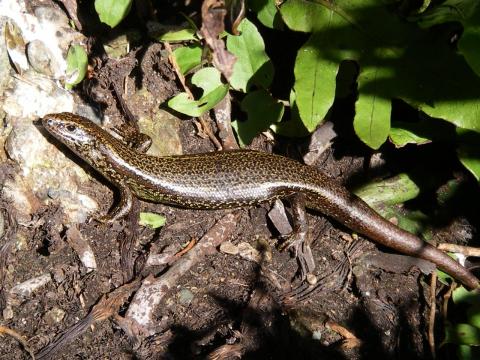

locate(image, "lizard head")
[[42, 112, 100, 144], [42, 112, 104, 153], [41, 112, 112, 165]]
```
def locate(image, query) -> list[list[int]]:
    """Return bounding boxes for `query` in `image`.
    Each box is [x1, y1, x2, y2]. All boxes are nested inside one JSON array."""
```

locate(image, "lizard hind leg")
[[278, 193, 316, 279]]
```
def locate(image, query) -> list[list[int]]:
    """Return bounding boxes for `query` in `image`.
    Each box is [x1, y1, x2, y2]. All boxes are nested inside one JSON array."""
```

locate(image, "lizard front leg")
[[94, 184, 134, 223]]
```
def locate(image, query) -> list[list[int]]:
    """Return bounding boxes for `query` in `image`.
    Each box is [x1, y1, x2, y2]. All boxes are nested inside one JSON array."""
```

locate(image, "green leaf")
[[389, 118, 455, 147], [272, 90, 310, 137], [232, 89, 284, 146], [293, 32, 338, 132], [103, 32, 141, 59], [249, 0, 284, 29], [437, 269, 453, 286], [467, 304, 480, 330], [457, 345, 480, 360], [280, 0, 329, 32], [458, 2, 480, 77], [459, 25, 480, 77], [354, 173, 421, 208], [227, 18, 274, 92], [443, 323, 480, 346], [173, 45, 202, 75], [355, 68, 392, 149], [415, 0, 478, 28], [457, 128, 480, 182], [416, 1, 480, 77], [387, 208, 430, 236], [389, 126, 431, 147], [452, 285, 480, 305], [167, 67, 228, 117], [279, 0, 480, 148], [437, 179, 461, 206], [156, 28, 198, 42], [94, 0, 132, 28], [354, 174, 429, 235], [191, 67, 223, 93], [139, 212, 166, 229], [65, 45, 88, 89]]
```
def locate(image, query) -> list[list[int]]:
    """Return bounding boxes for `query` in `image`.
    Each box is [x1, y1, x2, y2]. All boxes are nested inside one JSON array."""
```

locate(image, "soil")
[[1, 2, 479, 360]]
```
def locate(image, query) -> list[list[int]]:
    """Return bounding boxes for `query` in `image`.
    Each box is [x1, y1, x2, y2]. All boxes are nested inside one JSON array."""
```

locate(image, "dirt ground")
[[1, 2, 479, 360]]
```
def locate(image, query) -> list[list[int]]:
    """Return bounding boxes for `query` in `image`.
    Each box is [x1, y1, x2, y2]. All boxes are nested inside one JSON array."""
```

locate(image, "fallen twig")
[[428, 272, 437, 359], [35, 280, 141, 360], [213, 93, 238, 150], [325, 319, 362, 349], [0, 325, 35, 359], [125, 212, 240, 338], [437, 243, 480, 257]]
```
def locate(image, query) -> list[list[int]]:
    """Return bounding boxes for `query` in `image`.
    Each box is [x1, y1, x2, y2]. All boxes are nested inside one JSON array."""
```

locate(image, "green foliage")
[[354, 173, 421, 208], [139, 212, 166, 229], [226, 18, 274, 92], [249, 0, 284, 29], [166, 1, 480, 176], [278, 0, 480, 152], [467, 304, 480, 329], [292, 32, 337, 133], [65, 45, 88, 89], [173, 45, 203, 75], [232, 89, 284, 146], [415, 0, 478, 27], [436, 269, 453, 286], [167, 18, 276, 146], [457, 128, 480, 181], [415, 0, 480, 77], [457, 345, 480, 360], [389, 126, 433, 147], [389, 117, 455, 147], [94, 0, 132, 28], [453, 284, 480, 305], [353, 174, 429, 236], [443, 324, 480, 346], [156, 29, 198, 42], [446, 270, 480, 352], [167, 67, 229, 117]]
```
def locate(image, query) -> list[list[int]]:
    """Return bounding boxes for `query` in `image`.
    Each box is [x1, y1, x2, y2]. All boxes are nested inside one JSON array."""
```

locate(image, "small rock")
[[302, 121, 337, 166], [26, 39, 59, 76], [178, 289, 194, 306], [44, 307, 66, 325], [34, 6, 69, 26], [14, 231, 28, 251], [306, 273, 318, 285], [237, 242, 262, 263], [10, 273, 52, 299], [219, 241, 239, 255], [2, 306, 13, 320], [4, 118, 99, 224], [138, 109, 183, 156], [52, 267, 65, 283], [268, 200, 293, 235], [66, 226, 97, 272], [2, 176, 41, 225]]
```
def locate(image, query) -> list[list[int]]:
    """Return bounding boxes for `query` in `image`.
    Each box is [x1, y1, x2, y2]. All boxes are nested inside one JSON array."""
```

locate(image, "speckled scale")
[[40, 112, 480, 289]]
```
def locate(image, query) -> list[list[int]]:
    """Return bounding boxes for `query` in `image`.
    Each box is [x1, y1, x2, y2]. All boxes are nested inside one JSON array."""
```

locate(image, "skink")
[[41, 112, 479, 289]]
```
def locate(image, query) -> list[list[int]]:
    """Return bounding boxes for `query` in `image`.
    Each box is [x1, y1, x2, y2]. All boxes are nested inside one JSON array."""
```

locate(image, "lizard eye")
[[66, 124, 76, 132]]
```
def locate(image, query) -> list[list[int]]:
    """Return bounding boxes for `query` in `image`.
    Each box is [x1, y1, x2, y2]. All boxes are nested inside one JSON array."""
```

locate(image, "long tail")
[[307, 186, 479, 290]]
